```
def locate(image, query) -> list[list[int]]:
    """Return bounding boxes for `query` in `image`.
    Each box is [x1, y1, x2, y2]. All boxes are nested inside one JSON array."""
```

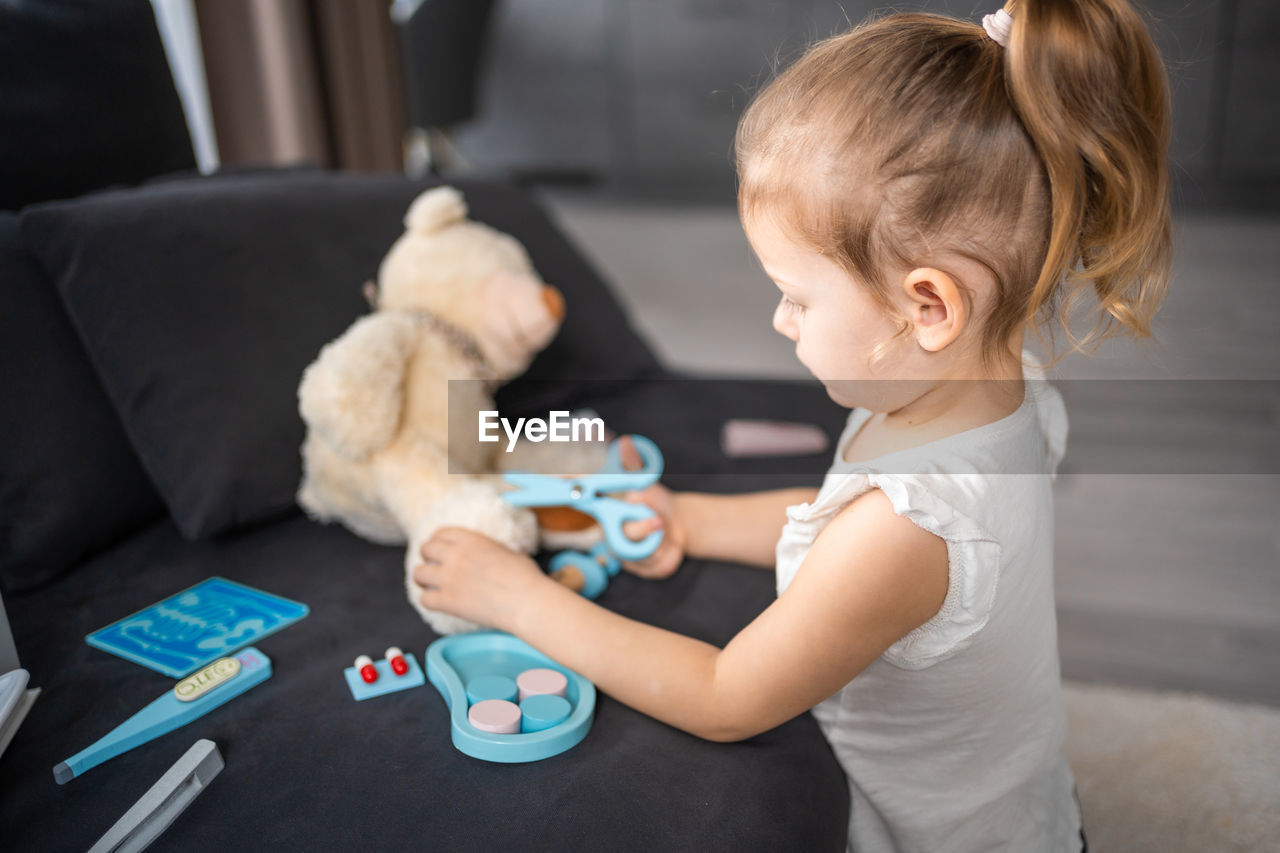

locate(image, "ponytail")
[[1004, 0, 1172, 347]]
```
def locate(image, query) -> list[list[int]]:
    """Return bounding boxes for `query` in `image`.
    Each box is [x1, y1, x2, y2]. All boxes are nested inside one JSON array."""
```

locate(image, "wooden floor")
[[540, 189, 1280, 706]]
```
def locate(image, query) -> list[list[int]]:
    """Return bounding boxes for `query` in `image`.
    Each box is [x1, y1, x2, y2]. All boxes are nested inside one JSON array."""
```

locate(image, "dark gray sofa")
[[0, 168, 851, 852]]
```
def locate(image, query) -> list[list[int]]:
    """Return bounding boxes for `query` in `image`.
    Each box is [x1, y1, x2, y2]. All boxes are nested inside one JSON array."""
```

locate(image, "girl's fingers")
[[623, 485, 660, 503], [435, 526, 467, 541], [619, 435, 642, 471], [621, 489, 651, 508], [419, 533, 456, 562], [622, 561, 655, 578], [622, 542, 678, 579], [412, 561, 440, 588], [419, 586, 446, 611], [622, 514, 663, 542]]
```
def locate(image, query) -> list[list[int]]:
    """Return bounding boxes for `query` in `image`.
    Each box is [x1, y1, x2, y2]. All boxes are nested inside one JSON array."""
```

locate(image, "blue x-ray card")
[[86, 577, 309, 677]]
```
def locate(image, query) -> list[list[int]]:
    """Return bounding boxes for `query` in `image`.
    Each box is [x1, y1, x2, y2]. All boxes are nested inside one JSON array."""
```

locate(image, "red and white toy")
[[386, 647, 409, 676], [355, 654, 378, 684], [344, 646, 425, 701]]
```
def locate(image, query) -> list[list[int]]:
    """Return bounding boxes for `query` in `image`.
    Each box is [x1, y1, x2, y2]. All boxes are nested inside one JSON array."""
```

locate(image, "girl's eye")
[[781, 295, 805, 314]]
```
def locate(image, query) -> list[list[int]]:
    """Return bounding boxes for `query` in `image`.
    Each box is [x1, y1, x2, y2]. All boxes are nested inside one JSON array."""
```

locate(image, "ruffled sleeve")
[[776, 471, 1004, 670], [864, 473, 1003, 670]]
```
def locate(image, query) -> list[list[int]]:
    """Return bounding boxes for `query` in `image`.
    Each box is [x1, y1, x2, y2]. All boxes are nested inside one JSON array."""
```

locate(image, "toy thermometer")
[[53, 647, 271, 784]]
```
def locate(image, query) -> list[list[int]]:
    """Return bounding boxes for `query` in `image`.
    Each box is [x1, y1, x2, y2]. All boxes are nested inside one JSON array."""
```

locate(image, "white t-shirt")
[[775, 367, 1082, 853]]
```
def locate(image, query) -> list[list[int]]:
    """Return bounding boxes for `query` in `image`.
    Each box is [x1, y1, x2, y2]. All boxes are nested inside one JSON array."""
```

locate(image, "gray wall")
[[451, 0, 1279, 208]]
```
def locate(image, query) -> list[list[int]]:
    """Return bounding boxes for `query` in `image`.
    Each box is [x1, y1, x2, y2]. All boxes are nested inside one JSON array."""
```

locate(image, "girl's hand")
[[615, 435, 688, 579], [619, 485, 687, 579], [413, 527, 548, 633]]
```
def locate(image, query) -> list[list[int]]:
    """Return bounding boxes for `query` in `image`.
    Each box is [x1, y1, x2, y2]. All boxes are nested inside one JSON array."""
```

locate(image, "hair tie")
[[982, 8, 1013, 47]]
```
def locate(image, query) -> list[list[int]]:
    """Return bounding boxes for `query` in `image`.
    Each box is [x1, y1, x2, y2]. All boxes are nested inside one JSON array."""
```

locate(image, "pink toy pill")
[[468, 699, 521, 734], [516, 668, 567, 701], [355, 654, 378, 684]]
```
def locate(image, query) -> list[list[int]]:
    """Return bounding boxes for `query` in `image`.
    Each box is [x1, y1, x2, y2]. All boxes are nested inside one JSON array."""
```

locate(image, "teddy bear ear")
[[404, 186, 468, 234]]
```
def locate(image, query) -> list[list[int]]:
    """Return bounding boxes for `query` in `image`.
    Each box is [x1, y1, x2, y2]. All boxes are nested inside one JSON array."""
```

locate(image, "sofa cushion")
[[19, 172, 661, 540], [0, 0, 195, 210], [0, 214, 165, 592]]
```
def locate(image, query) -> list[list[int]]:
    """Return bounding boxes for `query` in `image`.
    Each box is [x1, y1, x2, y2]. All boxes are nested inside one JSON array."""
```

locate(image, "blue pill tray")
[[426, 632, 595, 763]]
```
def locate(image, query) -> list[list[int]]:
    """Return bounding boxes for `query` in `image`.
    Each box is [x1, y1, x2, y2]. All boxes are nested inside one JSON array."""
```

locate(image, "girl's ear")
[[901, 267, 967, 352]]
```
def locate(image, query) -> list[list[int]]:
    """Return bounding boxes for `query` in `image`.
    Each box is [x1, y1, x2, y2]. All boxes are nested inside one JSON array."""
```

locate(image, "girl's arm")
[[414, 487, 947, 742], [676, 488, 817, 568]]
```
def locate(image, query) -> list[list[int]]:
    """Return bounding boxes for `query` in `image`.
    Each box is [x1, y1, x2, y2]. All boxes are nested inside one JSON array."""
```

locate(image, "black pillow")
[[19, 172, 661, 540], [0, 214, 165, 592], [0, 0, 195, 211]]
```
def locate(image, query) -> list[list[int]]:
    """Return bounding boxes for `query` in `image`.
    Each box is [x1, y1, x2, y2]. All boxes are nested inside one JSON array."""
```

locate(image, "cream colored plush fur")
[[297, 186, 599, 635]]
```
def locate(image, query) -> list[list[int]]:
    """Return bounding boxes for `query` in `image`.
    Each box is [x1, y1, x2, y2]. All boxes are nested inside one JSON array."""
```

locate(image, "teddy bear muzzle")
[[542, 285, 565, 323]]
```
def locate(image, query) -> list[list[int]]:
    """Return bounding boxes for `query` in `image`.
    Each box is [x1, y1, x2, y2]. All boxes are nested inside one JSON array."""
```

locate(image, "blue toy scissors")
[[502, 435, 664, 561]]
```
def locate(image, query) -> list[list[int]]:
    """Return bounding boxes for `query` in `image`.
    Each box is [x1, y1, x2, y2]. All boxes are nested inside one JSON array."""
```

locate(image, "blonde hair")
[[735, 0, 1172, 366]]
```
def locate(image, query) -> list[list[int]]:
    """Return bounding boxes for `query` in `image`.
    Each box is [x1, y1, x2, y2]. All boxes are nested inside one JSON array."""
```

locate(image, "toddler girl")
[[412, 1, 1171, 849]]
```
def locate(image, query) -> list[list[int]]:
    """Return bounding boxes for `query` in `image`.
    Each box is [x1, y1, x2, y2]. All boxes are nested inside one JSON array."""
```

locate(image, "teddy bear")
[[296, 186, 603, 635]]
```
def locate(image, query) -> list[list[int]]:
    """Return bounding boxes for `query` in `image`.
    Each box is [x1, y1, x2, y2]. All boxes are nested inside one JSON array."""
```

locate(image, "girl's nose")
[[772, 301, 798, 341]]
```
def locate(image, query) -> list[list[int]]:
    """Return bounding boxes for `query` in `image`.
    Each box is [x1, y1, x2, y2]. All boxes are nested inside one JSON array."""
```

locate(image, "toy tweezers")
[[87, 739, 224, 853], [503, 435, 665, 561]]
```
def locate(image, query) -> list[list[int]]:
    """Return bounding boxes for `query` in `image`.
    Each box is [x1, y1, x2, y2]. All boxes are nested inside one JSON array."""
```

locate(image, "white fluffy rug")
[[1063, 682, 1280, 852]]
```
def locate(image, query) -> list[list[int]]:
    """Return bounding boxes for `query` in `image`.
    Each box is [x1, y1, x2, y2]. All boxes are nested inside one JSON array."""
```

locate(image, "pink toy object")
[[468, 699, 522, 734], [386, 647, 409, 676], [516, 668, 568, 702], [720, 419, 830, 458], [355, 655, 378, 684]]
